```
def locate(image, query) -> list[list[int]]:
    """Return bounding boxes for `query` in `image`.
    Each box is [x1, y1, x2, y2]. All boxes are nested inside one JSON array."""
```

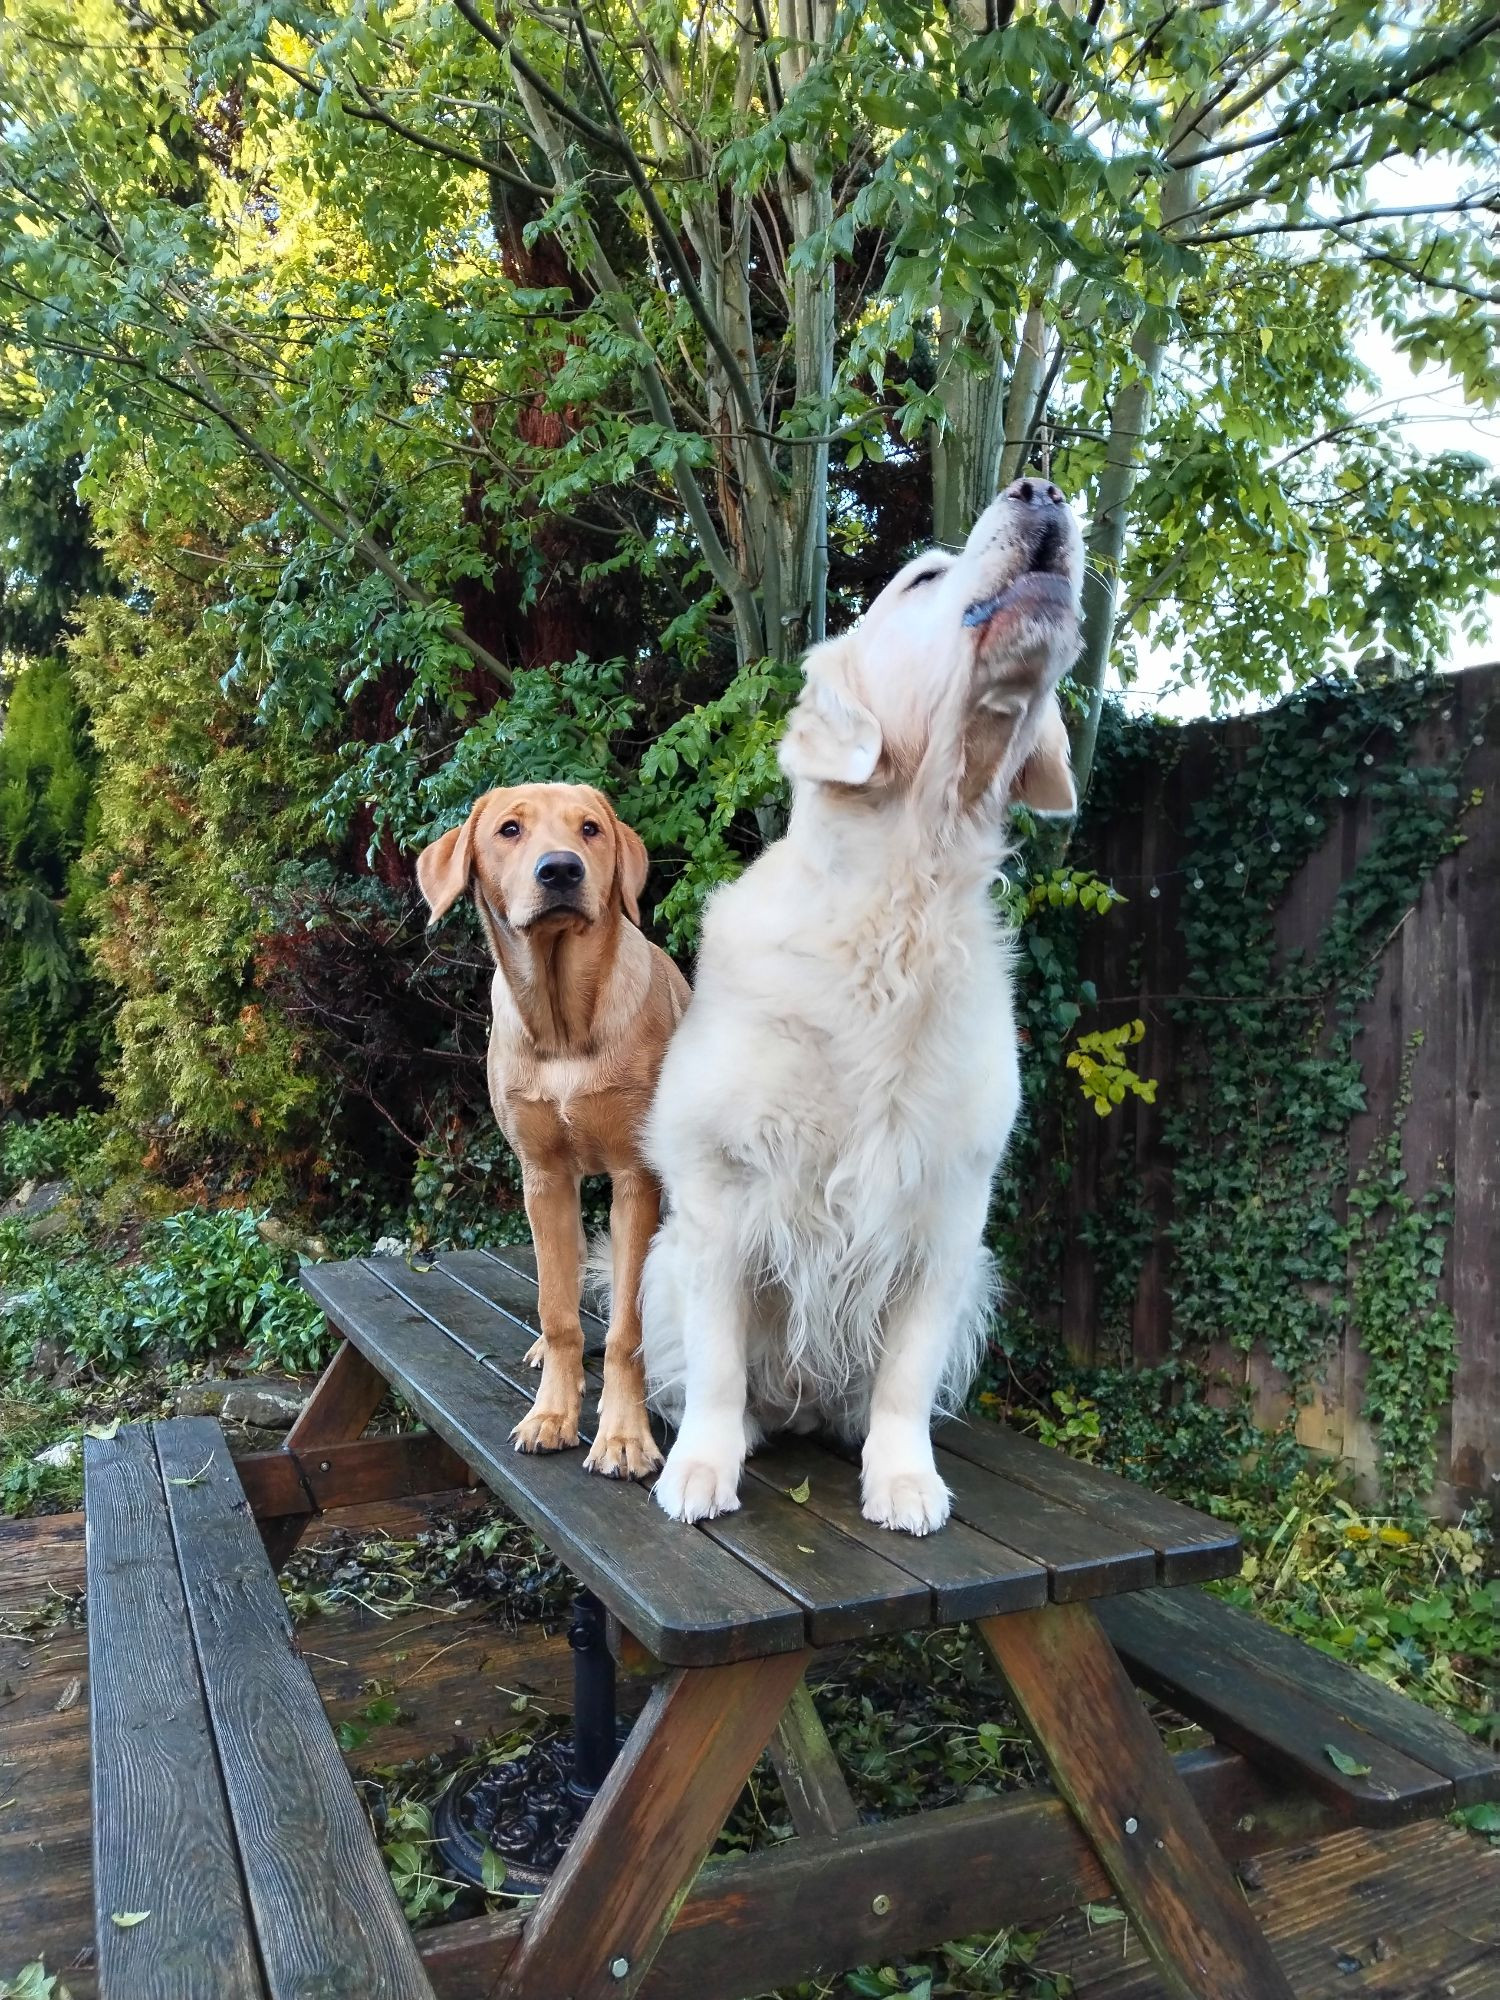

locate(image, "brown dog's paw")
[[510, 1406, 581, 1454], [584, 1413, 664, 1481], [522, 1337, 546, 1369]]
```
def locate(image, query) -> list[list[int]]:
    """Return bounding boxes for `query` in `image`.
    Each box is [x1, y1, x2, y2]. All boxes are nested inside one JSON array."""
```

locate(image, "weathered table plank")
[[156, 1418, 435, 1999], [303, 1261, 804, 1664], [743, 1433, 1048, 1621], [437, 1254, 1050, 1627], [86, 1425, 264, 2000], [934, 1444, 1157, 1599], [935, 1418, 1241, 1584]]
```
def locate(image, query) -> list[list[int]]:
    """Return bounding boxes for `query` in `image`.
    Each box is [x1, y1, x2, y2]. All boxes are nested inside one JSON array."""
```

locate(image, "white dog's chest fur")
[[643, 823, 1019, 1432]]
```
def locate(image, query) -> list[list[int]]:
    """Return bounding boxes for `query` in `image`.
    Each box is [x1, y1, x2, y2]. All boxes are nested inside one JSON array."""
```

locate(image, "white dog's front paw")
[[653, 1442, 743, 1523], [861, 1461, 952, 1537]]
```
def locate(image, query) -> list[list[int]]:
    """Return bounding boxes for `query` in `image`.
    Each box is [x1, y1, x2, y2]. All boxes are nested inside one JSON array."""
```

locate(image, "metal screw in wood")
[[871, 1894, 892, 1915], [610, 1958, 630, 1979]]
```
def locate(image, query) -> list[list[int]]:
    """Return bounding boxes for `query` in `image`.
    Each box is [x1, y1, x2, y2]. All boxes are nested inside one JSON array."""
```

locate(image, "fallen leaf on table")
[[110, 1911, 151, 1928], [1325, 1744, 1371, 1777], [786, 1478, 810, 1504]]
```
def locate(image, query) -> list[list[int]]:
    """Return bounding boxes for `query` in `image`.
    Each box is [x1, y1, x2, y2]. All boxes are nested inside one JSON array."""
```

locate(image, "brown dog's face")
[[416, 783, 649, 934]]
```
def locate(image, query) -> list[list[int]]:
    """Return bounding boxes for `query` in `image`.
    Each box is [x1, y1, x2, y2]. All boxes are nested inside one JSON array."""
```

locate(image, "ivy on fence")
[[991, 670, 1480, 1503]]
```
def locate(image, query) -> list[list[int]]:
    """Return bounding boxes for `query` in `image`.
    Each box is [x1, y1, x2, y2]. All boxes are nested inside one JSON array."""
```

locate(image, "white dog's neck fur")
[[643, 480, 1084, 1534]]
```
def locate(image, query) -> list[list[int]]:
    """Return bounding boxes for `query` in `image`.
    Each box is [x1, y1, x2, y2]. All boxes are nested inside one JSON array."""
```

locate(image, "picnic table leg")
[[258, 1336, 398, 1567], [495, 1649, 812, 2000], [768, 1680, 860, 1837], [979, 1602, 1296, 2000]]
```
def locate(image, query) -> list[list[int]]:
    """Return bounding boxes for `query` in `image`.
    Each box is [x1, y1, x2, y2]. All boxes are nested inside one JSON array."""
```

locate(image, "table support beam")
[[495, 1651, 813, 2000], [979, 1602, 1296, 2000]]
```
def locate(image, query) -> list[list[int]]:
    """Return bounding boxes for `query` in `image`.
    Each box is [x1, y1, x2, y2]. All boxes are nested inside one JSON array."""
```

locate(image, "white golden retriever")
[[642, 477, 1084, 1534]]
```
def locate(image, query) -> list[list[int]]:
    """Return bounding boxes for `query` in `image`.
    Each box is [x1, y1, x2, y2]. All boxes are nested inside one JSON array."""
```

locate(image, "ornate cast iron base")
[[434, 1589, 626, 1893]]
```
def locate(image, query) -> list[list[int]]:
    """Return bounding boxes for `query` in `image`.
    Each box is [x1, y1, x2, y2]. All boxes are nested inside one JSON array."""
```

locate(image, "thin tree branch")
[[1172, 8, 1500, 170], [1182, 190, 1497, 247], [260, 48, 548, 196]]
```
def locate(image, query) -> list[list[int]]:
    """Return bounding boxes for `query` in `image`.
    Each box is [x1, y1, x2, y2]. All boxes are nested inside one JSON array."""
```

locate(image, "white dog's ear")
[[415, 805, 479, 923], [778, 638, 883, 787], [1011, 696, 1078, 818]]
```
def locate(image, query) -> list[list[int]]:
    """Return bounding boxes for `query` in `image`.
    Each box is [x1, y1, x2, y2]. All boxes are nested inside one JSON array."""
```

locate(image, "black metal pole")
[[567, 1588, 619, 1801]]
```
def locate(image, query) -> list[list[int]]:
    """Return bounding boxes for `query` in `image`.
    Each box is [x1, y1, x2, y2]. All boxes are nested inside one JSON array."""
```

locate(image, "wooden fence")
[[1053, 661, 1498, 1517]]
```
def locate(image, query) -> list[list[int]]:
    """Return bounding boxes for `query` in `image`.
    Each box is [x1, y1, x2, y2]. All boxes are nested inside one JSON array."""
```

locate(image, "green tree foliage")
[[0, 0, 1495, 1223], [69, 541, 337, 1177], [1, 0, 1495, 822], [0, 654, 105, 1108]]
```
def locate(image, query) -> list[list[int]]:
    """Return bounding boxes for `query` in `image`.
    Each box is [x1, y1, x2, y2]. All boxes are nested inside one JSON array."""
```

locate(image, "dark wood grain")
[[302, 1260, 804, 1664], [286, 1338, 392, 1448], [451, 1244, 609, 1350], [744, 1435, 1048, 1620], [934, 1420, 1241, 1585], [1098, 1587, 1499, 1814], [409, 1259, 1049, 1634], [85, 1424, 264, 2000], [934, 1445, 1156, 1599], [767, 1682, 860, 1836], [376, 1258, 582, 1389], [496, 1651, 811, 2000], [236, 1435, 473, 1521], [419, 1744, 1339, 2000], [980, 1602, 1296, 2000], [155, 1418, 436, 2000], [445, 1252, 1164, 1613], [698, 1474, 930, 1645]]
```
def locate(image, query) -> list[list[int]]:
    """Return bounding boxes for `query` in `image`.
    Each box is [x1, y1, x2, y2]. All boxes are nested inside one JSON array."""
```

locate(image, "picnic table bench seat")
[[85, 1416, 435, 2000]]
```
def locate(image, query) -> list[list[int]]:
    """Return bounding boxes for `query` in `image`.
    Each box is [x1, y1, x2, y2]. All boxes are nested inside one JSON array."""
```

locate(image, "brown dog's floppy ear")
[[1011, 696, 1078, 818], [415, 807, 480, 924], [778, 637, 882, 787], [612, 815, 649, 926]]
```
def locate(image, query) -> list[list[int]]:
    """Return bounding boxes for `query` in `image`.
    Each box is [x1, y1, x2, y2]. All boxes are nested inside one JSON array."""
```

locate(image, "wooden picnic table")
[[84, 1244, 1500, 1999], [279, 1245, 1272, 2000]]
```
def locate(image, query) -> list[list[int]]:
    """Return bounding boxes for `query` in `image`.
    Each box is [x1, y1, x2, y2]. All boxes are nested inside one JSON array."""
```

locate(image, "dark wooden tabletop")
[[301, 1250, 1240, 1666]]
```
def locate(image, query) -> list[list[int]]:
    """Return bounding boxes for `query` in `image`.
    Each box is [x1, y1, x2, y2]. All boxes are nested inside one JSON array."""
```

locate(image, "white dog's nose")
[[1003, 476, 1067, 508]]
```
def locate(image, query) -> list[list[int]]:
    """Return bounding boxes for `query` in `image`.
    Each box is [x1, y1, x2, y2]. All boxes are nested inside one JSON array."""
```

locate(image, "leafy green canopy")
[[0, 0, 1495, 843]]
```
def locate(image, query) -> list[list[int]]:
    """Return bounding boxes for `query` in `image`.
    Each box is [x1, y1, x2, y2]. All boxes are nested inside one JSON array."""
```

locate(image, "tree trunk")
[[1069, 138, 1199, 800]]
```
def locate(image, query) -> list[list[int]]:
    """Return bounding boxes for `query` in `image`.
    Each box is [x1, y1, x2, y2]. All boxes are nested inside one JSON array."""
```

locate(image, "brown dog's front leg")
[[512, 1169, 587, 1453], [583, 1170, 665, 1480]]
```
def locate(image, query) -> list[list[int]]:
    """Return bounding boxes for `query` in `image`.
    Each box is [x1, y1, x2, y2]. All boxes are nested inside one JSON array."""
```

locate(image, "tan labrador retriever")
[[417, 784, 689, 1476]]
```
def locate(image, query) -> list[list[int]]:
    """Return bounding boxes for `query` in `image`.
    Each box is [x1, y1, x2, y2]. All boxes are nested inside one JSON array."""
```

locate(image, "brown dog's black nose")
[[535, 850, 586, 891], [1004, 477, 1066, 507]]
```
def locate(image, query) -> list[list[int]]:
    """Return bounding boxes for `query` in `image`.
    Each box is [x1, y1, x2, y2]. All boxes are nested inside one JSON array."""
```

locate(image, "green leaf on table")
[[786, 1477, 810, 1504], [109, 1911, 150, 1928], [1324, 1744, 1371, 1777]]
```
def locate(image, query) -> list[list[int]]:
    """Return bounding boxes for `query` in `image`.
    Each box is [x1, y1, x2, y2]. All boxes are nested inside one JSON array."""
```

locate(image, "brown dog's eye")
[[499, 820, 522, 839], [580, 819, 601, 838]]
